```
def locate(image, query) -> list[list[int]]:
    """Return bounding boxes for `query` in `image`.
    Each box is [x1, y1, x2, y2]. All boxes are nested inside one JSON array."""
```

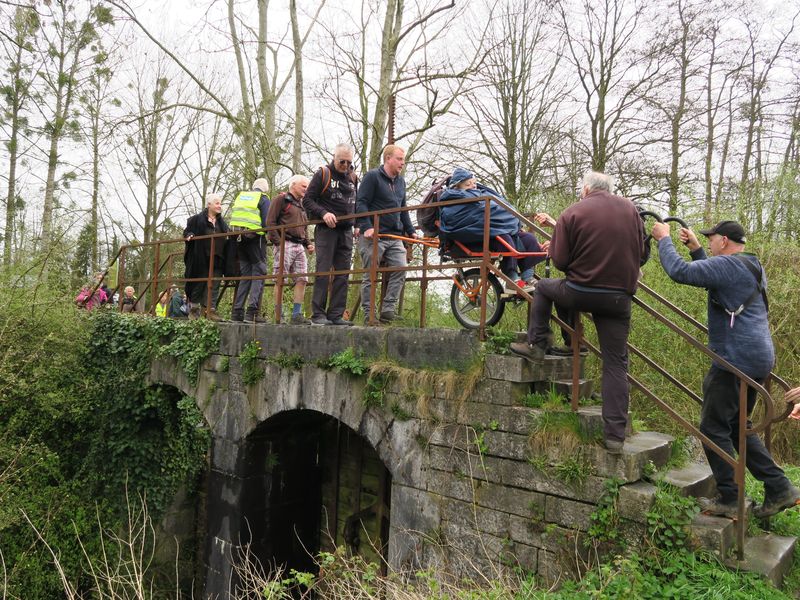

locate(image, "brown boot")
[[188, 305, 201, 320], [206, 308, 222, 322]]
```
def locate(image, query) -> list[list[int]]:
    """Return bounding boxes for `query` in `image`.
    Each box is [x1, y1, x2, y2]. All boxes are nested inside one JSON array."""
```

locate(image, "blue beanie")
[[450, 167, 473, 187]]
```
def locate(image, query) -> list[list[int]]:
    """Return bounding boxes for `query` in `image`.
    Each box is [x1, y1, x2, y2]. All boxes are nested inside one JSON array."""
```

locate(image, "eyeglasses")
[[337, 159, 353, 166]]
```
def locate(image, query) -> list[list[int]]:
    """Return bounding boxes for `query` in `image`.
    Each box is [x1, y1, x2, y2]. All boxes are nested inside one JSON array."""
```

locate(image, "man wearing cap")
[[510, 171, 647, 455], [356, 144, 416, 324], [230, 178, 271, 322], [652, 219, 800, 518]]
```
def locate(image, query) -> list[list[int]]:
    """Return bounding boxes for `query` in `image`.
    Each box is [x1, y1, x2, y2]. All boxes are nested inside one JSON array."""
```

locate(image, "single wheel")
[[450, 268, 505, 329]]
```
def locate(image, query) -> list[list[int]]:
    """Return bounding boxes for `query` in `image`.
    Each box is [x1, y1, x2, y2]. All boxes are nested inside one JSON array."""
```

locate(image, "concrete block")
[[690, 513, 734, 558], [386, 328, 481, 369], [724, 534, 797, 587], [618, 481, 656, 523], [471, 378, 533, 406], [544, 495, 596, 531], [657, 462, 717, 498], [484, 353, 579, 383], [534, 378, 593, 401], [576, 405, 633, 439], [586, 431, 673, 481]]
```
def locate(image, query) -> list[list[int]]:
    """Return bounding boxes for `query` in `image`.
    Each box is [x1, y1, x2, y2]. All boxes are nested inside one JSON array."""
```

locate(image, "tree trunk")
[[229, 0, 257, 185]]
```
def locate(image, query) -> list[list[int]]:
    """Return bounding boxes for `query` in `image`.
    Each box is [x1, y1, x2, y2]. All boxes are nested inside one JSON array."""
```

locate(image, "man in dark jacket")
[[303, 144, 358, 326], [356, 145, 416, 324], [511, 171, 646, 454], [183, 192, 228, 321], [230, 178, 270, 322], [266, 175, 313, 324], [652, 219, 800, 518]]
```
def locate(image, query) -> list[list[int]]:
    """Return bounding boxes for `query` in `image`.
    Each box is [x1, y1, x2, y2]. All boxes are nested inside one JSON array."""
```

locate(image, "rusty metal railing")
[[87, 195, 794, 562]]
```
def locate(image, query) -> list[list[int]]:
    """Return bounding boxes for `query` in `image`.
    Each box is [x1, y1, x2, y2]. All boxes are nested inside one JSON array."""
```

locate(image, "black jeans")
[[528, 278, 632, 442], [311, 225, 353, 320], [700, 366, 790, 502], [188, 262, 224, 308]]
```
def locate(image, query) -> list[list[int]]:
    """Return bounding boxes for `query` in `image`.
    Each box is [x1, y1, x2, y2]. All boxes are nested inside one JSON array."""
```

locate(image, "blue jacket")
[[437, 185, 520, 243], [657, 238, 774, 378], [356, 166, 415, 235]]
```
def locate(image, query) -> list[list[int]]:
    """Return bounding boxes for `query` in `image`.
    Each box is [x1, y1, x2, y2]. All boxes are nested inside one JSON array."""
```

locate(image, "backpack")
[[417, 176, 450, 237], [318, 165, 358, 196]]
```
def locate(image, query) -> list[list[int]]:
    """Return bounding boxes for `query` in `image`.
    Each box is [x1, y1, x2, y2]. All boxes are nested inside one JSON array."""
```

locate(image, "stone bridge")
[[149, 324, 796, 598]]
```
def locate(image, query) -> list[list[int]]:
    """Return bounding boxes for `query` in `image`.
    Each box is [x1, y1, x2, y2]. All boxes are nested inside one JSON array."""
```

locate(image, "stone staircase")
[[482, 351, 797, 587]]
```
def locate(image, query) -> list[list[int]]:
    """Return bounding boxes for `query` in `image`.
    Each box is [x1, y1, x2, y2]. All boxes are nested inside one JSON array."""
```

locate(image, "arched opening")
[[242, 410, 392, 576]]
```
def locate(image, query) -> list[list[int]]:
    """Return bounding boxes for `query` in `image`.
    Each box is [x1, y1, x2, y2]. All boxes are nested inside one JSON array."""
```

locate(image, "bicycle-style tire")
[[450, 268, 505, 329]]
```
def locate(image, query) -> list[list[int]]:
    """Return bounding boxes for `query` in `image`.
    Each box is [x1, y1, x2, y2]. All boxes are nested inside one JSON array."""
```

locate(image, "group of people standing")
[[182, 144, 415, 326]]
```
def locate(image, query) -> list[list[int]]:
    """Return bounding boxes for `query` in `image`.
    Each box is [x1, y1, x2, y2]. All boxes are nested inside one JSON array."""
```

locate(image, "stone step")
[[652, 462, 717, 498], [585, 431, 674, 482], [575, 405, 633, 439], [690, 512, 735, 559], [484, 353, 583, 384], [534, 378, 594, 400], [724, 533, 797, 587]]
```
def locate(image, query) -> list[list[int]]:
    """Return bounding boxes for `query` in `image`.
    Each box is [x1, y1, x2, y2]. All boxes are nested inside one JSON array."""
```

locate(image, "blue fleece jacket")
[[657, 237, 774, 378], [355, 166, 415, 235]]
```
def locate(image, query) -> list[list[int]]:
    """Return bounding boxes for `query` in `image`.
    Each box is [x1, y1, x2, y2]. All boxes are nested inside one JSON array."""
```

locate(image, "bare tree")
[[37, 1, 113, 249], [1, 4, 39, 266], [457, 0, 569, 207]]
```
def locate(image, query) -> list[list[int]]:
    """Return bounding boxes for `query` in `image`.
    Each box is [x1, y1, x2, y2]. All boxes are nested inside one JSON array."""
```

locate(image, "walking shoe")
[[509, 341, 546, 362], [698, 495, 739, 519], [330, 317, 354, 326], [206, 308, 222, 322], [230, 310, 244, 322], [244, 308, 266, 323], [311, 316, 332, 326], [290, 313, 311, 325], [754, 485, 800, 518], [188, 305, 201, 320], [603, 438, 624, 455], [548, 345, 589, 357], [519, 280, 536, 293], [379, 310, 397, 323]]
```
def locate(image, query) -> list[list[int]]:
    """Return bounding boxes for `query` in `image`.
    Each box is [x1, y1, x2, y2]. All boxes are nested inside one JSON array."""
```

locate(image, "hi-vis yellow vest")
[[229, 191, 264, 234]]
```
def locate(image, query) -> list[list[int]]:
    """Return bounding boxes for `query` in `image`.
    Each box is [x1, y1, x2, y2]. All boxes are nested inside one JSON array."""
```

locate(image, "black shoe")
[[379, 310, 397, 323], [548, 345, 589, 357], [330, 317, 353, 326], [290, 314, 311, 325], [698, 495, 739, 519], [509, 341, 546, 362], [311, 316, 332, 326], [603, 438, 624, 454], [754, 485, 800, 518], [231, 310, 244, 322], [244, 309, 266, 323]]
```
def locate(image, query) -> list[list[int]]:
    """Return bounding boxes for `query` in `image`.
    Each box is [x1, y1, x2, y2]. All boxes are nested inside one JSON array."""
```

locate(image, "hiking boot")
[[290, 313, 311, 325], [509, 341, 546, 362], [603, 438, 624, 455], [330, 317, 354, 326], [311, 316, 332, 326], [379, 310, 397, 323], [206, 308, 222, 322], [548, 345, 589, 357], [188, 305, 201, 320], [754, 485, 800, 518], [698, 495, 739, 519], [230, 309, 244, 322], [244, 308, 266, 323]]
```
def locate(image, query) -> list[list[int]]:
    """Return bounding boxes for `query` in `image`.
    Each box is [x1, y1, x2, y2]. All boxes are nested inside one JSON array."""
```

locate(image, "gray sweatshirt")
[[657, 237, 774, 379]]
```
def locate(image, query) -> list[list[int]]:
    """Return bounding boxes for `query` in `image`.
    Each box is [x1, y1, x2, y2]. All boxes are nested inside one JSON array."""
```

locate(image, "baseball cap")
[[698, 220, 746, 244]]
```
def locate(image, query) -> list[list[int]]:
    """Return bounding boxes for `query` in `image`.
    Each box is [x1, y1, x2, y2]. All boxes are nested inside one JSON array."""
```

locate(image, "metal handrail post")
[[572, 314, 583, 411], [205, 237, 216, 317], [368, 215, 380, 325], [736, 377, 749, 561], [420, 245, 429, 328], [275, 228, 286, 323], [478, 198, 492, 341], [151, 241, 161, 315]]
